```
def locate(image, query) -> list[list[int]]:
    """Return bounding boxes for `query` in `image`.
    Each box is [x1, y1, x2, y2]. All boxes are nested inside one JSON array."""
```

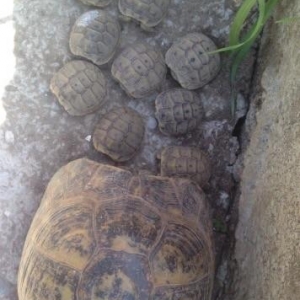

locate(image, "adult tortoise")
[[18, 158, 214, 300]]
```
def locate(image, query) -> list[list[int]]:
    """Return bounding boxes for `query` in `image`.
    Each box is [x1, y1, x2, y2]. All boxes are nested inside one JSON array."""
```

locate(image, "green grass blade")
[[229, 0, 257, 46], [276, 16, 300, 23], [264, 0, 280, 22], [210, 0, 266, 55]]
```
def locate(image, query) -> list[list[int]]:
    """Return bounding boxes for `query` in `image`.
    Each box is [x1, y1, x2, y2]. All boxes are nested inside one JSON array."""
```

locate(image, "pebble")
[[146, 117, 157, 130], [4, 131, 14, 143]]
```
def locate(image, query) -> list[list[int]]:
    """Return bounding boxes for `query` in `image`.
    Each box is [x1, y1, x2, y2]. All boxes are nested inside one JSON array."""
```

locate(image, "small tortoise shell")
[[50, 60, 107, 116], [79, 0, 111, 7], [93, 106, 145, 161], [165, 32, 221, 90], [160, 146, 212, 187], [69, 10, 120, 66], [118, 0, 171, 28], [155, 88, 204, 136], [111, 42, 167, 98]]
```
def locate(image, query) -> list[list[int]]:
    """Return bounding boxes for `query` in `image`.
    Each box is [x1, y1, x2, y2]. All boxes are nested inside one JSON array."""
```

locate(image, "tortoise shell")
[[93, 106, 145, 162], [118, 0, 171, 28], [18, 158, 214, 300], [69, 10, 120, 66], [159, 146, 212, 187], [155, 88, 204, 136], [111, 42, 167, 98], [50, 60, 107, 116], [165, 33, 221, 90], [80, 0, 111, 7]]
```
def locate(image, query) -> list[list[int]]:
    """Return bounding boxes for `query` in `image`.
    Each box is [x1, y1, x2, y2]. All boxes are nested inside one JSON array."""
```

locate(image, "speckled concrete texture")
[[0, 0, 253, 299], [233, 0, 300, 299]]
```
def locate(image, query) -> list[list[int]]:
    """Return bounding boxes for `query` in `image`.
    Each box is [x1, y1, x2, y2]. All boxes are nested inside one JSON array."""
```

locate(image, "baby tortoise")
[[165, 32, 221, 90], [111, 42, 167, 98], [158, 146, 212, 187], [50, 60, 107, 116], [93, 106, 145, 162], [18, 158, 214, 300], [69, 10, 120, 66], [118, 0, 171, 30], [79, 0, 111, 7], [155, 88, 204, 136]]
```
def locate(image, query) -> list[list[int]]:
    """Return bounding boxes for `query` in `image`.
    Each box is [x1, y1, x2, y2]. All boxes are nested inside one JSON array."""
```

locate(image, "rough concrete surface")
[[233, 0, 300, 299], [0, 0, 253, 299]]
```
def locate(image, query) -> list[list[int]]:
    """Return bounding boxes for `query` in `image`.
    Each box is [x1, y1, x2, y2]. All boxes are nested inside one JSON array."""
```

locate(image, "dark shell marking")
[[155, 88, 204, 136], [160, 146, 212, 187], [111, 42, 167, 98], [92, 107, 145, 162], [50, 60, 107, 116], [69, 10, 120, 65], [118, 0, 171, 28], [165, 33, 220, 90], [18, 158, 214, 300]]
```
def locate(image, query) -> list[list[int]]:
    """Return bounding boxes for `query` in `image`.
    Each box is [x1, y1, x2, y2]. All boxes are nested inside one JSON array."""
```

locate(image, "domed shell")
[[80, 0, 111, 7], [93, 106, 145, 161], [159, 146, 212, 187], [155, 88, 204, 136], [118, 0, 171, 28], [18, 158, 214, 300], [69, 10, 120, 66], [111, 42, 167, 98], [165, 32, 221, 90], [50, 60, 107, 116]]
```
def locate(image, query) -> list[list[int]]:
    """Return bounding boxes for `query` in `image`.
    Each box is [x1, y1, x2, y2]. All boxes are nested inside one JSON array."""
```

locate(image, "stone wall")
[[233, 0, 300, 299]]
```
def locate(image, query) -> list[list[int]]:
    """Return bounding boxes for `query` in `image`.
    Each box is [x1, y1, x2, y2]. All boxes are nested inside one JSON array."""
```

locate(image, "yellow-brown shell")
[[80, 0, 111, 7], [93, 106, 145, 162], [18, 158, 214, 300], [69, 10, 120, 66], [165, 33, 220, 90], [160, 146, 212, 187], [50, 60, 107, 116], [111, 42, 167, 98]]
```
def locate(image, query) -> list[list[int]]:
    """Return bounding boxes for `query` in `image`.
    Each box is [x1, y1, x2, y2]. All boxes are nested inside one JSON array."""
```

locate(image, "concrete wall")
[[234, 0, 300, 299]]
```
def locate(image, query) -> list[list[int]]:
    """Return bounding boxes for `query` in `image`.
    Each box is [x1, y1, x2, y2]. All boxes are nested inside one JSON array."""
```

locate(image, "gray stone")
[[233, 1, 300, 299]]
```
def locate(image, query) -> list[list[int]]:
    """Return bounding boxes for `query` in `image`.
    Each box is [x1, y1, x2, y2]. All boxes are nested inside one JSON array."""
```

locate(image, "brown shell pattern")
[[165, 32, 221, 90], [18, 158, 214, 300], [160, 146, 212, 187], [79, 0, 112, 7], [92, 106, 145, 162], [111, 42, 167, 98], [50, 60, 107, 116], [118, 0, 171, 27], [69, 10, 120, 65], [155, 88, 204, 136]]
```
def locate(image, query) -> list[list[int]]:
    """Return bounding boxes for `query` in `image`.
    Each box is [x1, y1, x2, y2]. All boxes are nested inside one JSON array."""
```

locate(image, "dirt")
[[0, 0, 256, 299]]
